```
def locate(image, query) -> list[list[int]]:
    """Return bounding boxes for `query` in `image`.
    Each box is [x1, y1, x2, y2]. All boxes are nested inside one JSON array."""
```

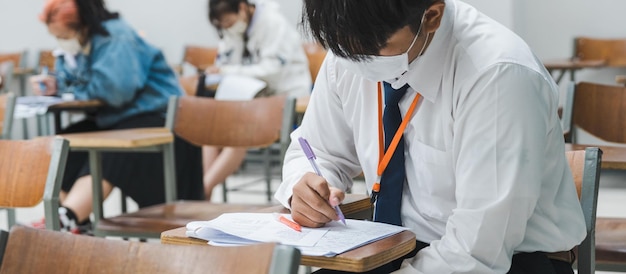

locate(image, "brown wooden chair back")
[[303, 43, 327, 84], [178, 75, 199, 96], [0, 53, 21, 69], [0, 225, 299, 274], [37, 50, 56, 72], [575, 37, 626, 67], [566, 82, 626, 143], [564, 148, 602, 274], [172, 96, 287, 148], [183, 46, 218, 71], [0, 138, 69, 231]]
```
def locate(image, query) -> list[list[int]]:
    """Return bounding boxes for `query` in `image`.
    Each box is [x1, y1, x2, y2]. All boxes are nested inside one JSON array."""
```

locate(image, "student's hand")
[[29, 74, 57, 96], [290, 172, 345, 228], [204, 66, 220, 75]]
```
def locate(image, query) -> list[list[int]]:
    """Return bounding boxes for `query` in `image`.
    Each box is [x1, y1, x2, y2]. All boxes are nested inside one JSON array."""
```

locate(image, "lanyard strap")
[[371, 82, 421, 198]]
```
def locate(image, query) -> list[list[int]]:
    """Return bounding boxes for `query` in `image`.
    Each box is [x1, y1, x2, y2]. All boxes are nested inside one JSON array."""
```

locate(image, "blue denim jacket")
[[55, 18, 181, 128]]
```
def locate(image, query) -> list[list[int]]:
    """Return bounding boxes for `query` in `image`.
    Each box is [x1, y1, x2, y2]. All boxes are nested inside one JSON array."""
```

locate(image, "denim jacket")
[[55, 18, 182, 127]]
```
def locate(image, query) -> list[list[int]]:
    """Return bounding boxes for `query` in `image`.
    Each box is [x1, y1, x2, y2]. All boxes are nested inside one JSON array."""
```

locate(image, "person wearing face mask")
[[274, 0, 586, 273], [29, 0, 204, 234], [200, 0, 311, 200]]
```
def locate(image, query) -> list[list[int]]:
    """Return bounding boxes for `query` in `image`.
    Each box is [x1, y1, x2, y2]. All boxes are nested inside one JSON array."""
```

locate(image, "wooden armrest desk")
[[47, 99, 103, 133], [543, 59, 606, 84], [159, 194, 416, 272], [57, 127, 176, 237]]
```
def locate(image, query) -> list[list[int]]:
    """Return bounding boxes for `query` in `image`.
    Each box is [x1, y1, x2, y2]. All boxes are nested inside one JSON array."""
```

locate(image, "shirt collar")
[[401, 0, 454, 103]]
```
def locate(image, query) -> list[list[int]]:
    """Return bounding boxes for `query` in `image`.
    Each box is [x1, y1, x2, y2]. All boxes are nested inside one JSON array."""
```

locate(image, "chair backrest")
[[0, 52, 24, 69], [182, 45, 218, 71], [562, 81, 626, 144], [0, 225, 300, 274], [574, 37, 626, 67], [303, 43, 327, 84], [168, 96, 296, 151], [37, 50, 56, 72], [565, 148, 602, 274], [178, 75, 199, 96], [0, 138, 69, 231], [0, 92, 16, 139], [0, 62, 14, 93]]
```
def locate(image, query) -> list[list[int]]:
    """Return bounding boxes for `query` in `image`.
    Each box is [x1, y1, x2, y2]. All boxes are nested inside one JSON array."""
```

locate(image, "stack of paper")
[[186, 213, 407, 257]]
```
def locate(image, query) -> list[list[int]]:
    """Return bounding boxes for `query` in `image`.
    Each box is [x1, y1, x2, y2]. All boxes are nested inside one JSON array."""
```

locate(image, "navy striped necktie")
[[374, 82, 409, 226]]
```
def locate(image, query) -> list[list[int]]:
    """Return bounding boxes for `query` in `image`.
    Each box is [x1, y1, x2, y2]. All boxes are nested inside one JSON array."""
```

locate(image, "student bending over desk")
[[200, 0, 311, 200], [274, 0, 585, 273], [29, 0, 203, 234]]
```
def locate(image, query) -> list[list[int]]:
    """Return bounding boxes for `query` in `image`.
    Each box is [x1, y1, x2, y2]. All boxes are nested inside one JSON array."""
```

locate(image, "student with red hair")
[[30, 0, 204, 234]]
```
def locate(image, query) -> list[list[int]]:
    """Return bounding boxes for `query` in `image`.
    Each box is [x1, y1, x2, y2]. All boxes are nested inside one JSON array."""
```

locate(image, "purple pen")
[[298, 137, 347, 225]]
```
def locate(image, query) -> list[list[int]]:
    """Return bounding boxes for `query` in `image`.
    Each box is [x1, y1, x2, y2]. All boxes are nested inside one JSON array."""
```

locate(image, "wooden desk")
[[543, 59, 606, 84], [47, 99, 103, 133], [57, 127, 176, 237], [161, 227, 416, 272], [565, 143, 626, 170], [60, 127, 173, 149]]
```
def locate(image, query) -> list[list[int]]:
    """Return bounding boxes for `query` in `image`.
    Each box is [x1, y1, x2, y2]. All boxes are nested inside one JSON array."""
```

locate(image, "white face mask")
[[338, 15, 428, 83], [57, 38, 82, 56], [224, 20, 247, 36]]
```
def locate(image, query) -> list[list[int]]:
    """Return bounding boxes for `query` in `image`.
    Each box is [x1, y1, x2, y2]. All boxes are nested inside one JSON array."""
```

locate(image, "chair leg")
[[120, 192, 128, 214], [162, 143, 177, 202], [5, 209, 16, 228], [222, 181, 228, 203], [88, 150, 105, 237], [263, 148, 272, 202]]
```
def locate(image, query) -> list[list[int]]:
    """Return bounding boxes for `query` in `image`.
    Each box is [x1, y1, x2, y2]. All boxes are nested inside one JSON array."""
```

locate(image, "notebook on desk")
[[186, 213, 407, 257]]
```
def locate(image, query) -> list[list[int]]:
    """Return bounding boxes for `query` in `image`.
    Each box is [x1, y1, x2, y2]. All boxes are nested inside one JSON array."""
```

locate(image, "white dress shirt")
[[216, 0, 311, 97], [274, 0, 586, 273]]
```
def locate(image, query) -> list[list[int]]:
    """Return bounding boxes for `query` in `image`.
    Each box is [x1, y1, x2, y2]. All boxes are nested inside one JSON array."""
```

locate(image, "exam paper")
[[186, 213, 407, 257], [214, 75, 266, 100]]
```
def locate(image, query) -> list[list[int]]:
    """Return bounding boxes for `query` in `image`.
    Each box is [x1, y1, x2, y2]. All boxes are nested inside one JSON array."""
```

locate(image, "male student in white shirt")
[[273, 0, 586, 273]]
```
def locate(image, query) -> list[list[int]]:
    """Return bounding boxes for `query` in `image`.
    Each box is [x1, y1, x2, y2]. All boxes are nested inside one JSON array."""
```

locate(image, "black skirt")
[[60, 112, 204, 207]]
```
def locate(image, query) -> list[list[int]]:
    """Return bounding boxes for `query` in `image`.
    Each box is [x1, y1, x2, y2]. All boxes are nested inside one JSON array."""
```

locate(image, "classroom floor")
[[1, 164, 624, 273]]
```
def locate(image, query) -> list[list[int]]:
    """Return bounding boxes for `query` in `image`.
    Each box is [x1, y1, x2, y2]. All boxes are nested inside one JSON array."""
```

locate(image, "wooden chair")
[[0, 93, 17, 227], [0, 138, 69, 231], [543, 37, 626, 84], [174, 46, 218, 74], [0, 225, 300, 274], [62, 96, 294, 238], [562, 81, 626, 271], [566, 148, 602, 274], [303, 42, 327, 85]]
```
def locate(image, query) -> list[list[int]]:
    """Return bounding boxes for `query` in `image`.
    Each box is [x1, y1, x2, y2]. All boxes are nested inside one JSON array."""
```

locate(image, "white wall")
[[3, 0, 626, 83], [0, 0, 302, 68]]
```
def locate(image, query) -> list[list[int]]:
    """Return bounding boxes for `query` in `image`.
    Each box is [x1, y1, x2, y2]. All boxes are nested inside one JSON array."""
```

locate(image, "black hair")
[[302, 0, 437, 61], [74, 0, 119, 37], [208, 0, 248, 28], [208, 0, 253, 61]]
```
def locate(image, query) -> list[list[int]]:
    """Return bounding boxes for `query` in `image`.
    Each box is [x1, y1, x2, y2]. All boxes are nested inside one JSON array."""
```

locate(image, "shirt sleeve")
[[407, 64, 557, 273], [71, 37, 148, 107], [274, 54, 362, 208]]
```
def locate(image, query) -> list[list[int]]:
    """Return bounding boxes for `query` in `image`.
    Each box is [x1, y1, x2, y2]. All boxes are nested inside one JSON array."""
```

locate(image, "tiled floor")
[[1, 166, 624, 273]]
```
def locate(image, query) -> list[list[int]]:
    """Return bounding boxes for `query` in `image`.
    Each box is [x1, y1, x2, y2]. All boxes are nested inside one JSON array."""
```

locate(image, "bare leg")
[[61, 175, 114, 222], [202, 146, 247, 200]]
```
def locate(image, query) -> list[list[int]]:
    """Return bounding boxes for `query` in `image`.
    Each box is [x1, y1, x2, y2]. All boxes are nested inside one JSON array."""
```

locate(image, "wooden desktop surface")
[[161, 227, 416, 272], [565, 143, 626, 170], [58, 127, 173, 148], [159, 194, 416, 272]]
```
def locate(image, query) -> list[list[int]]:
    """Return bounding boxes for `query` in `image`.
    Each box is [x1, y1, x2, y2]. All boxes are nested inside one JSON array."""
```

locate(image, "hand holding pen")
[[298, 137, 347, 225]]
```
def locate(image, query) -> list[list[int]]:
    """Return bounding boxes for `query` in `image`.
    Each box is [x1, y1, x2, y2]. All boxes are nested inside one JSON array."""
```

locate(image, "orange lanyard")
[[371, 82, 421, 203]]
